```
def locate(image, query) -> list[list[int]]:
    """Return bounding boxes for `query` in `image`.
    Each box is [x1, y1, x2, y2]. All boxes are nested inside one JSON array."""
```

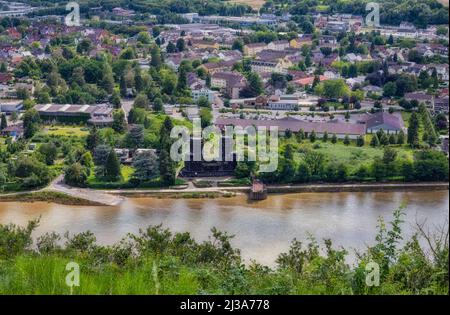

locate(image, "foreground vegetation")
[[0, 209, 447, 294]]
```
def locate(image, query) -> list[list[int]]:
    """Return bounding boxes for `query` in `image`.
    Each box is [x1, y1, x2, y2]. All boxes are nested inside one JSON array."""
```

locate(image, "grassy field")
[[87, 165, 134, 187], [284, 138, 414, 173], [44, 126, 89, 137], [229, 0, 266, 10], [313, 142, 413, 171]]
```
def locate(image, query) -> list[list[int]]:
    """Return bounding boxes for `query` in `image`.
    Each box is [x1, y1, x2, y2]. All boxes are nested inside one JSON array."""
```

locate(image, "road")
[[46, 175, 125, 206]]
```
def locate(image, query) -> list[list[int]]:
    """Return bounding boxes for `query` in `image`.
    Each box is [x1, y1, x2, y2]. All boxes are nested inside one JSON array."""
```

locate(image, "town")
[[0, 0, 449, 298], [0, 0, 448, 195]]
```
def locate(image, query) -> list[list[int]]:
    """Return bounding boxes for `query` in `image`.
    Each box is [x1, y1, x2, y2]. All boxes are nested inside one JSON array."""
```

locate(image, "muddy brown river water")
[[0, 190, 448, 266]]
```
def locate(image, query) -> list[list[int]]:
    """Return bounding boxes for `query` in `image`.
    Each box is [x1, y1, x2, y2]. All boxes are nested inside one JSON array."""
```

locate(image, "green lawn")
[[284, 139, 414, 172], [316, 142, 413, 170], [44, 126, 89, 137], [87, 165, 134, 186]]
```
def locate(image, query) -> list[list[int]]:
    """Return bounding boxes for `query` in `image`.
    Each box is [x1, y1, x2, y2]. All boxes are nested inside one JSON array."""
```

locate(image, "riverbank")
[[0, 191, 104, 206], [106, 181, 449, 198], [0, 181, 447, 204]]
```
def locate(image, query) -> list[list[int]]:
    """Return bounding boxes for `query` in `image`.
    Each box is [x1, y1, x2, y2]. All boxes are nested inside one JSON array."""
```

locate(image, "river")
[[0, 190, 448, 266]]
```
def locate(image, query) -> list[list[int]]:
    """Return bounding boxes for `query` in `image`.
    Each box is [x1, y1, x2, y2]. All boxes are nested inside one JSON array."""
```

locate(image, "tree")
[[397, 130, 405, 145], [77, 39, 92, 55], [93, 144, 111, 171], [177, 65, 187, 91], [387, 35, 394, 45], [23, 109, 40, 138], [126, 124, 144, 149], [0, 114, 7, 130], [407, 49, 423, 64], [137, 31, 151, 44], [407, 112, 420, 147], [370, 134, 380, 147], [100, 63, 115, 94], [13, 156, 51, 189], [166, 42, 176, 54], [86, 126, 100, 152], [322, 131, 328, 142], [64, 163, 88, 187], [388, 134, 397, 145], [303, 150, 325, 180], [348, 64, 358, 78], [132, 151, 159, 183], [112, 109, 127, 133], [331, 134, 337, 144], [241, 72, 263, 97], [38, 142, 57, 165], [382, 147, 397, 165], [176, 38, 186, 52], [431, 68, 439, 89], [150, 45, 162, 68], [120, 75, 127, 97], [383, 82, 397, 97], [418, 70, 431, 89], [120, 47, 136, 60], [197, 96, 210, 108], [343, 135, 350, 145], [371, 157, 386, 181], [153, 98, 163, 112], [36, 90, 51, 104], [234, 162, 251, 179], [105, 149, 121, 181], [356, 135, 365, 147], [232, 39, 244, 52], [315, 79, 350, 99], [414, 151, 449, 182], [200, 108, 212, 128], [159, 117, 176, 185], [309, 130, 316, 143], [71, 66, 85, 86], [110, 89, 122, 108], [380, 133, 389, 146], [134, 69, 144, 93], [295, 161, 311, 183], [16, 87, 30, 100], [134, 93, 149, 109]]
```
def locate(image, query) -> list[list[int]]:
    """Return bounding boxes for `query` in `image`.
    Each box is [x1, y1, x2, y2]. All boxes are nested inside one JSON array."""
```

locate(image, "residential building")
[[35, 104, 113, 126], [360, 112, 405, 134], [215, 116, 366, 139], [267, 40, 290, 51], [434, 96, 449, 114], [211, 72, 247, 99], [243, 43, 267, 57], [0, 100, 23, 114], [192, 88, 215, 103]]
